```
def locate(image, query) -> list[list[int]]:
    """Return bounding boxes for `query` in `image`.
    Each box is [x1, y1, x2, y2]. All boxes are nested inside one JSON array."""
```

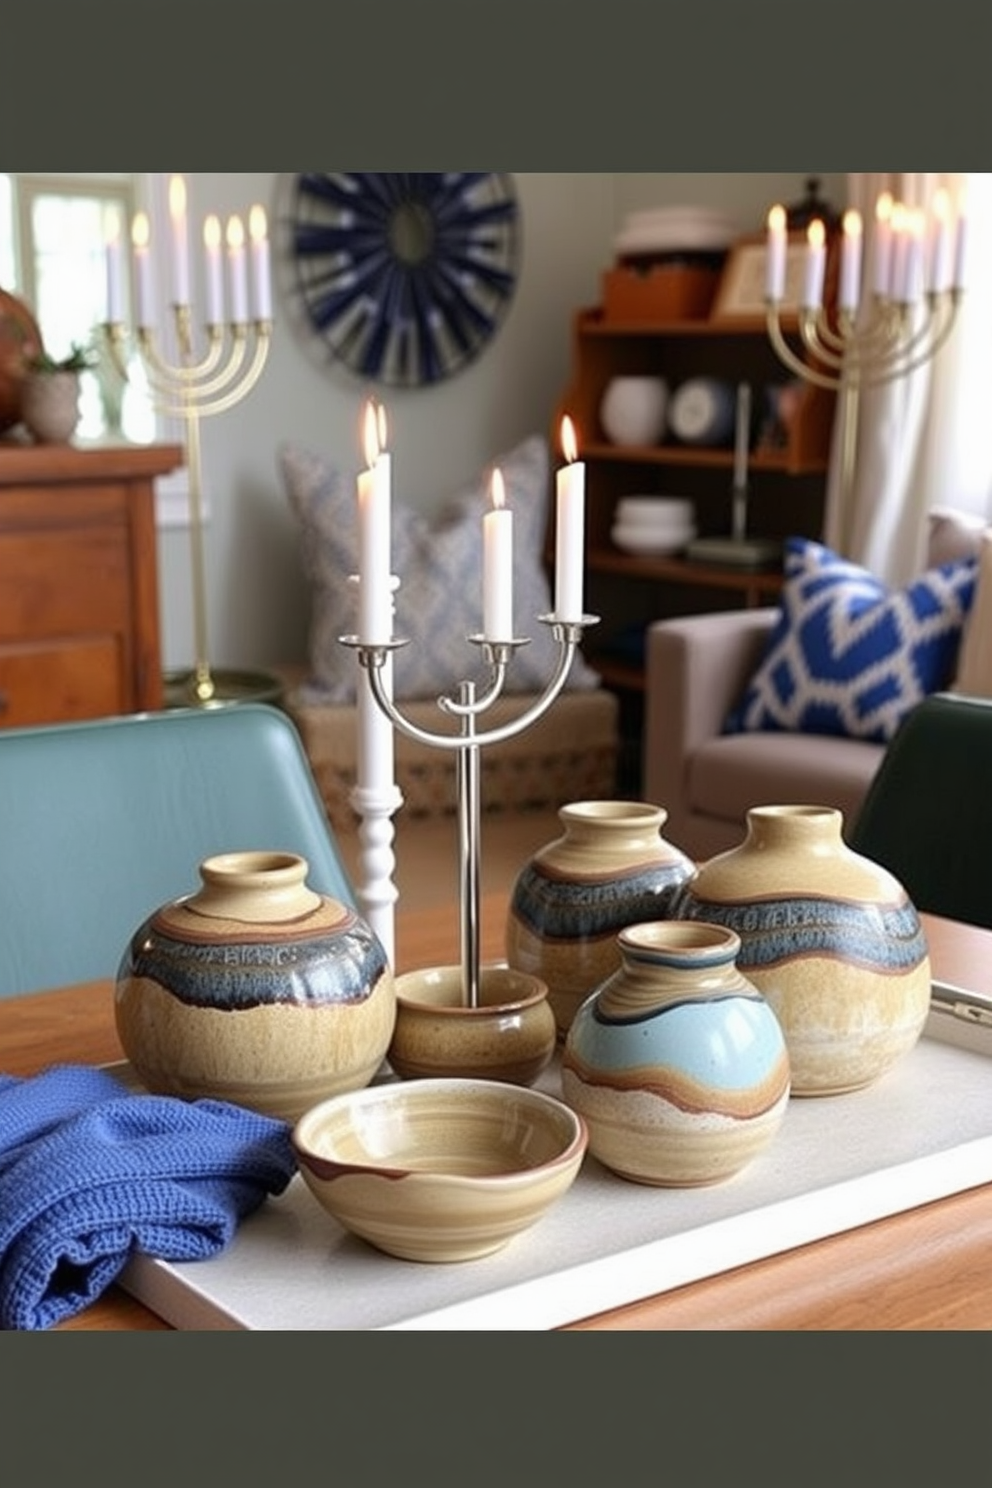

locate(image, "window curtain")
[[823, 172, 992, 584]]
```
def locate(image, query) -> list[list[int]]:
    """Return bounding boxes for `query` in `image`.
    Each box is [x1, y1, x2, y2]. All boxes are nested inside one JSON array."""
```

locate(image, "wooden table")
[[4, 898, 992, 1331]]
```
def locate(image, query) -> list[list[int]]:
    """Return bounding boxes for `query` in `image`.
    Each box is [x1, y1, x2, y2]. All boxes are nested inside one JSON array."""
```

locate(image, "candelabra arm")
[[765, 304, 843, 389]]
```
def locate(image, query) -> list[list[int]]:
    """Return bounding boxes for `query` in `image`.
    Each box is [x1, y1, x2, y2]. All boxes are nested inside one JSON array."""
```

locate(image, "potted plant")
[[21, 341, 96, 444]]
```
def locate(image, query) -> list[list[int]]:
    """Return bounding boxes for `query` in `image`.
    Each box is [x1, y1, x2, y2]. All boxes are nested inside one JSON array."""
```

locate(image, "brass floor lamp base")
[[164, 667, 285, 711]]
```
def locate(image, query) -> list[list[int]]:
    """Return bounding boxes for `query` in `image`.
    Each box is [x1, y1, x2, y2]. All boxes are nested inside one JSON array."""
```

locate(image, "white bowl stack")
[[611, 496, 696, 555]]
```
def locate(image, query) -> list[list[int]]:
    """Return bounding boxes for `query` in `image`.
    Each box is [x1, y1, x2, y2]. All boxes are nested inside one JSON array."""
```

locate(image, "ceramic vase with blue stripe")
[[672, 804, 932, 1096], [116, 850, 395, 1123], [562, 920, 790, 1186], [505, 801, 696, 1039]]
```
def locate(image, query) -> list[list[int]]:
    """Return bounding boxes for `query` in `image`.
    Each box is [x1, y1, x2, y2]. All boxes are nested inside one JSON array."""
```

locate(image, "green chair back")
[[0, 703, 355, 999], [848, 691, 992, 931]]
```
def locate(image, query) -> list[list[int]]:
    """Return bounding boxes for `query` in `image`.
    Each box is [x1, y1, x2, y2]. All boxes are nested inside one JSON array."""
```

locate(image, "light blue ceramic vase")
[[561, 919, 790, 1187]]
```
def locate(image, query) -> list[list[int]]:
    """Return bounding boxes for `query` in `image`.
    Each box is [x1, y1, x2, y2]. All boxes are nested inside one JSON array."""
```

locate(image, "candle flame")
[[561, 414, 578, 464], [377, 402, 388, 452], [807, 219, 826, 250], [842, 208, 862, 240], [363, 401, 380, 467], [249, 204, 268, 244], [933, 187, 950, 225], [226, 214, 245, 251], [490, 467, 506, 511], [876, 191, 894, 226], [767, 204, 786, 233], [131, 212, 150, 251], [909, 206, 926, 243], [169, 174, 187, 221], [204, 214, 222, 251], [890, 202, 908, 236], [104, 208, 122, 250]]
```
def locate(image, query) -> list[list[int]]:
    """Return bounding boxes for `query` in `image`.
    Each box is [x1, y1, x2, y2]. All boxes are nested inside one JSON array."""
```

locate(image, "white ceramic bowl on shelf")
[[615, 497, 696, 530], [611, 523, 696, 556]]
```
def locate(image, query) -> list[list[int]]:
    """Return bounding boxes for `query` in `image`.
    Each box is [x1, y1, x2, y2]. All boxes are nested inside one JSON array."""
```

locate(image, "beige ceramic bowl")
[[388, 964, 557, 1085], [292, 1077, 588, 1263]]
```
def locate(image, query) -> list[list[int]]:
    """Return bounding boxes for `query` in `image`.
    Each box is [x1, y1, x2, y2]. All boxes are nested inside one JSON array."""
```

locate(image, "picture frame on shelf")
[[711, 233, 807, 322]]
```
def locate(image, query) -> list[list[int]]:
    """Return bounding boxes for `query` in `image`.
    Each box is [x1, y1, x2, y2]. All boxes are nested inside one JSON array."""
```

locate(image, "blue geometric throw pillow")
[[725, 536, 977, 743]]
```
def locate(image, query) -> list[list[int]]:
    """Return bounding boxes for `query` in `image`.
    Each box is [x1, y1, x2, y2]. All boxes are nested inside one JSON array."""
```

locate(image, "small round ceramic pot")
[[388, 964, 557, 1086], [562, 920, 790, 1187]]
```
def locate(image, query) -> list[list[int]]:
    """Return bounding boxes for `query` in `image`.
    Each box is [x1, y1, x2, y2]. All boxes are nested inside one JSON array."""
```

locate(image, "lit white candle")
[[555, 415, 585, 623], [927, 187, 953, 295], [872, 191, 894, 298], [168, 173, 190, 307], [952, 188, 969, 290], [357, 401, 392, 644], [801, 219, 826, 310], [483, 467, 514, 642], [838, 208, 863, 316], [226, 214, 248, 325], [248, 204, 272, 321], [904, 207, 926, 304], [203, 214, 224, 326], [765, 204, 787, 302], [890, 203, 910, 302], [131, 211, 153, 328], [105, 210, 125, 323]]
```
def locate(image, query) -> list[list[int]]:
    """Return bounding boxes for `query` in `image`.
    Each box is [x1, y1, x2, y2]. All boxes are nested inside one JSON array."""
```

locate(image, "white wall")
[[159, 172, 846, 675]]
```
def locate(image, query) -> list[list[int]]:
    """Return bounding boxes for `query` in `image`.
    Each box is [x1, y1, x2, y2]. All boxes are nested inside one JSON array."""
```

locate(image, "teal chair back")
[[848, 691, 992, 931], [0, 703, 355, 999]]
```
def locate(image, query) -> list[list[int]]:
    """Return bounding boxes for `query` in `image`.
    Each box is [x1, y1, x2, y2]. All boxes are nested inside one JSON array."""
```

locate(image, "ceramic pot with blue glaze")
[[115, 850, 395, 1123], [562, 920, 790, 1186], [672, 805, 931, 1097], [505, 801, 696, 1038]]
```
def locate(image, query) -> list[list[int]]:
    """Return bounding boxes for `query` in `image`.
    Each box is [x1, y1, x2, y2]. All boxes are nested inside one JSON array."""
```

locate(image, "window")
[[0, 172, 154, 443]]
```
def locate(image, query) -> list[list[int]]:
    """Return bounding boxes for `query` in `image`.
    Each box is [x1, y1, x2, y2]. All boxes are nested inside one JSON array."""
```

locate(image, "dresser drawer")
[[0, 637, 125, 725]]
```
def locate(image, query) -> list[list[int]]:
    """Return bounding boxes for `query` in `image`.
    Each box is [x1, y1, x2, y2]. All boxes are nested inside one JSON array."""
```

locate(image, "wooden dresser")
[[0, 441, 183, 727]]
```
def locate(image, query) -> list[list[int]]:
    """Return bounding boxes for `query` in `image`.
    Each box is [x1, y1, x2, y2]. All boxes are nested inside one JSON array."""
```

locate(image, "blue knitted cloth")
[[0, 1064, 297, 1331]]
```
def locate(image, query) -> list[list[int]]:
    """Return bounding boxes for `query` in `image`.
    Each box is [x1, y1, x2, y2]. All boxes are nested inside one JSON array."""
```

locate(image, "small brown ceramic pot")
[[388, 964, 557, 1086]]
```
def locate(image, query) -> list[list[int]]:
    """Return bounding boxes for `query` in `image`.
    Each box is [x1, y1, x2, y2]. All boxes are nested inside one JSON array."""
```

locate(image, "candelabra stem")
[[183, 403, 215, 702], [456, 682, 482, 1008], [838, 374, 861, 558]]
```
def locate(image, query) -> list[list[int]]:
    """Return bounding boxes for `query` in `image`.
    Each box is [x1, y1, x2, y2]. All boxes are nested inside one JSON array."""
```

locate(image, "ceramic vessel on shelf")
[[388, 964, 557, 1086], [672, 804, 932, 1096], [562, 920, 790, 1186], [292, 1077, 588, 1263], [599, 375, 668, 447], [115, 850, 395, 1124], [21, 370, 81, 444], [505, 800, 696, 1039]]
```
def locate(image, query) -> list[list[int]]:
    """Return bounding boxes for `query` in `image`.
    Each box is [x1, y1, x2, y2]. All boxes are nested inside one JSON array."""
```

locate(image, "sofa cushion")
[[954, 530, 992, 699], [724, 536, 977, 744], [281, 433, 600, 705], [690, 730, 883, 837]]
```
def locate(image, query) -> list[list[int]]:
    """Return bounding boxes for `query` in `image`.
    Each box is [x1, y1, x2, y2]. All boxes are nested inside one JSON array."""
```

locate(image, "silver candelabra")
[[343, 612, 597, 1006]]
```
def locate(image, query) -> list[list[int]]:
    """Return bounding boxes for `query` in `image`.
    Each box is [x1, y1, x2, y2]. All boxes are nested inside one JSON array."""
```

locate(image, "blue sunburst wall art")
[[287, 173, 521, 389]]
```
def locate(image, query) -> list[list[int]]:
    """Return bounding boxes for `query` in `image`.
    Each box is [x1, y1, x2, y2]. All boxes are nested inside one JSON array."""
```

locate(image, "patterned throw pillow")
[[281, 434, 600, 704], [725, 536, 978, 744]]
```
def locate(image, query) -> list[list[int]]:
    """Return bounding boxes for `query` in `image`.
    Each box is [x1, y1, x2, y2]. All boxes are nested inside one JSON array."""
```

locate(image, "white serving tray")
[[119, 1008, 992, 1331]]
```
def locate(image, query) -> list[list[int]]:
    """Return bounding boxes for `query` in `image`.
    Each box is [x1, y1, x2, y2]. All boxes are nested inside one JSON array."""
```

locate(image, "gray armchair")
[[642, 608, 884, 862]]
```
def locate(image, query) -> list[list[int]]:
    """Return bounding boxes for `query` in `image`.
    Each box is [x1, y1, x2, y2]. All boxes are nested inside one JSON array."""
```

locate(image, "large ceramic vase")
[[115, 850, 396, 1123], [562, 920, 790, 1186], [672, 804, 932, 1096], [505, 800, 696, 1038]]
